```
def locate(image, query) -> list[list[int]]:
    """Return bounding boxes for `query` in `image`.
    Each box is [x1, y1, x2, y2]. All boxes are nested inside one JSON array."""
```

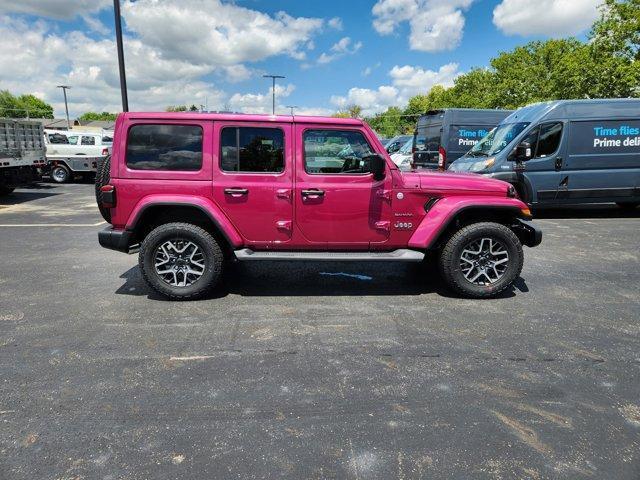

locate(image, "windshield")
[[398, 138, 413, 154], [469, 122, 530, 156]]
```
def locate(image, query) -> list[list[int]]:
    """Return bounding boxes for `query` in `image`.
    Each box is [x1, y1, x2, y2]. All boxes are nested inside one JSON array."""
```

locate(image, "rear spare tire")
[[94, 155, 111, 223], [439, 222, 523, 299], [139, 222, 224, 300]]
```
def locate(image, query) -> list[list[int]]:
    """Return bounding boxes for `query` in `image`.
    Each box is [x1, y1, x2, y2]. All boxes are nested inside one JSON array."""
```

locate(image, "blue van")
[[448, 99, 640, 208], [412, 109, 513, 170]]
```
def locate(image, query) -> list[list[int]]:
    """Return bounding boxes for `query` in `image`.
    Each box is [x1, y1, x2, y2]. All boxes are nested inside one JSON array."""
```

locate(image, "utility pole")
[[113, 0, 129, 112], [57, 85, 71, 129], [286, 105, 298, 116], [262, 74, 285, 115]]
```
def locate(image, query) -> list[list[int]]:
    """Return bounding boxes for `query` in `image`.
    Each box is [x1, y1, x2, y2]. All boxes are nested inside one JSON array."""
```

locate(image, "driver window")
[[303, 129, 375, 174]]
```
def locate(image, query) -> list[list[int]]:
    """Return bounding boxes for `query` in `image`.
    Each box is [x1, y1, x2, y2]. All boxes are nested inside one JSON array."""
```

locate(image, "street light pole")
[[57, 85, 71, 129], [262, 74, 285, 115], [286, 105, 298, 116], [113, 0, 129, 112]]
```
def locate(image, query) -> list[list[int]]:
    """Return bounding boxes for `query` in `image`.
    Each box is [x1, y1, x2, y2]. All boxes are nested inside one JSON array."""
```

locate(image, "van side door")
[[211, 122, 293, 247], [559, 120, 640, 203], [520, 122, 565, 203]]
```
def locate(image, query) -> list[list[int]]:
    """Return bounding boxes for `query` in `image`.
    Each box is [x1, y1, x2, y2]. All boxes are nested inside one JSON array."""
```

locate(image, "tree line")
[[359, 0, 640, 137]]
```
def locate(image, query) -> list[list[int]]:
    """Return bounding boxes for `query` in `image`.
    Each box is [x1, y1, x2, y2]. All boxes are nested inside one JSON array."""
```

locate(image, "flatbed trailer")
[[0, 119, 45, 195]]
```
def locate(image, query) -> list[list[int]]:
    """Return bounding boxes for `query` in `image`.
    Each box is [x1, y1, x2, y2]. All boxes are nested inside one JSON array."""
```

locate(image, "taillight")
[[102, 148, 109, 156], [100, 184, 116, 208], [438, 146, 446, 171]]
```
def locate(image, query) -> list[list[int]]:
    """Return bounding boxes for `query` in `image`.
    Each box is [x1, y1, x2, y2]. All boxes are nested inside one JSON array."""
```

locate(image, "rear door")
[[414, 123, 441, 168], [211, 122, 293, 246], [294, 125, 392, 248]]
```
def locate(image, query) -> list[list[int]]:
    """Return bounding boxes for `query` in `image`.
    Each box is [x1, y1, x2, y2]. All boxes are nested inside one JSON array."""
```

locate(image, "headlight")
[[469, 157, 495, 172]]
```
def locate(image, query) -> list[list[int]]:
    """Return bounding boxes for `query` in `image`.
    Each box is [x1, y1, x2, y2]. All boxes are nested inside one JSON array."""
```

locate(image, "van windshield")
[[469, 122, 530, 156]]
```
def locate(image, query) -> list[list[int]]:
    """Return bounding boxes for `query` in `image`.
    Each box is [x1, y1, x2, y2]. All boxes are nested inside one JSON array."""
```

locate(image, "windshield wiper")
[[468, 150, 489, 157]]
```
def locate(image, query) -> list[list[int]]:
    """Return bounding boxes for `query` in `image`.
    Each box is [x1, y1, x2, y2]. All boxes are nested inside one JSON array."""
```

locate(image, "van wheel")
[[139, 222, 224, 300], [439, 222, 523, 299], [51, 165, 70, 183], [616, 202, 639, 210]]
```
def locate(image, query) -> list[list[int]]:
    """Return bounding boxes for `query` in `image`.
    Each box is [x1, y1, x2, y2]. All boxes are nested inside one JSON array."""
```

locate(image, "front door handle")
[[555, 157, 563, 171], [301, 189, 325, 198], [224, 187, 248, 195]]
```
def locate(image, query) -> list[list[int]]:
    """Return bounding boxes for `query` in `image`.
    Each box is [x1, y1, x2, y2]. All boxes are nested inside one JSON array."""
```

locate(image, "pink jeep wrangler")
[[96, 112, 541, 300]]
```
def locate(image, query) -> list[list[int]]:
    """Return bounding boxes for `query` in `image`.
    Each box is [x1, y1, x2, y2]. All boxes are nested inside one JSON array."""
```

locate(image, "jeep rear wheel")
[[439, 222, 523, 298], [139, 222, 224, 300]]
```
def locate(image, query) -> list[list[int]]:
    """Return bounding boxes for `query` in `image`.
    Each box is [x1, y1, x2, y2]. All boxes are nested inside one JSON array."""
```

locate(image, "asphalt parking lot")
[[1, 183, 639, 479]]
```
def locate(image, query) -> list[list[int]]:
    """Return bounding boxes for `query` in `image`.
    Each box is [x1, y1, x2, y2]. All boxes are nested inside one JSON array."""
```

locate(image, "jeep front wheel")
[[139, 222, 224, 300], [439, 222, 523, 298]]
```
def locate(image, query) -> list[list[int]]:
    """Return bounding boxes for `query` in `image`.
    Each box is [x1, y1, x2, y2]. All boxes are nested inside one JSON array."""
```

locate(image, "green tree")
[[78, 112, 117, 121], [366, 106, 405, 137], [0, 90, 54, 118], [333, 104, 363, 118]]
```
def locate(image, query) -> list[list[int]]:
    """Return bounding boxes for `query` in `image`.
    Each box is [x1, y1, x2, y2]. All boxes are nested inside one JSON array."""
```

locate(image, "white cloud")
[[122, 0, 323, 65], [493, 0, 602, 37], [331, 63, 460, 115], [228, 84, 296, 114], [0, 0, 110, 19], [317, 37, 363, 64], [82, 14, 110, 35], [372, 0, 473, 52], [328, 17, 343, 30]]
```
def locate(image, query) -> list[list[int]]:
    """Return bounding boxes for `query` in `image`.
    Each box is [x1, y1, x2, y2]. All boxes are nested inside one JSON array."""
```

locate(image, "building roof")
[[76, 120, 115, 130]]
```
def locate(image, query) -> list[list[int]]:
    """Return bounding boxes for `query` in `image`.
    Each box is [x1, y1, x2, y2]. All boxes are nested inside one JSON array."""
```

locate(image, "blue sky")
[[0, 0, 601, 117]]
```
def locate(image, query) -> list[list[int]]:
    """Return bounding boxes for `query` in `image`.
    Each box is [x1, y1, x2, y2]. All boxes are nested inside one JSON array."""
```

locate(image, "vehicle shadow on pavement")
[[533, 205, 640, 219], [115, 262, 525, 300], [0, 189, 60, 206]]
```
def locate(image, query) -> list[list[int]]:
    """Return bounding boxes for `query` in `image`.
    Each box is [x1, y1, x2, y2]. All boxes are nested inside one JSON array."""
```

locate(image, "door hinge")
[[276, 220, 292, 232], [376, 189, 392, 201], [375, 221, 390, 232], [276, 188, 292, 200]]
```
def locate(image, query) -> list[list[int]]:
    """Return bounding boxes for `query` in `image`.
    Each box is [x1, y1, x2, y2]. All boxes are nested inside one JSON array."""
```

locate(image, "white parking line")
[[0, 221, 106, 227]]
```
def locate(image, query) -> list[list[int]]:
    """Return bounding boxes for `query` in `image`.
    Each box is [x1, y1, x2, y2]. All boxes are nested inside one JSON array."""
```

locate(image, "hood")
[[410, 170, 511, 196], [448, 155, 497, 173]]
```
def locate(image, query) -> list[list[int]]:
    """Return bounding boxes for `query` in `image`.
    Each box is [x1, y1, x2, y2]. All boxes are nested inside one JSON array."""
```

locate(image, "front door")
[[212, 122, 293, 245], [294, 126, 392, 248], [520, 121, 565, 203]]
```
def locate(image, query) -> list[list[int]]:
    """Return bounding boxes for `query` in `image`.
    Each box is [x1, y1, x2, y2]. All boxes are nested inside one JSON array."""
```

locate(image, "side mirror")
[[367, 154, 386, 181], [514, 141, 533, 162]]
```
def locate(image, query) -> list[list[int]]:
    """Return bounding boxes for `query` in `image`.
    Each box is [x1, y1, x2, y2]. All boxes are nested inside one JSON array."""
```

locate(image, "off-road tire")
[[439, 222, 523, 299], [0, 186, 15, 196], [51, 164, 70, 183], [94, 155, 111, 222], [139, 222, 224, 300]]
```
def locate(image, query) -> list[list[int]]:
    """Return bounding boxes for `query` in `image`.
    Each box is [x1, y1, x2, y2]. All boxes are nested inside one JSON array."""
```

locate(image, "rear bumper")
[[98, 226, 133, 253], [513, 219, 542, 247]]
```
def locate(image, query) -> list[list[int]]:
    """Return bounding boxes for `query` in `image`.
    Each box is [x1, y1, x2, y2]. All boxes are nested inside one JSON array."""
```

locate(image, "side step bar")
[[234, 248, 425, 262]]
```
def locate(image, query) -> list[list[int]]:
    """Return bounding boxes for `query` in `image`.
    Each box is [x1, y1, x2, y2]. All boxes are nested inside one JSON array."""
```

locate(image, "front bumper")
[[513, 219, 542, 247], [98, 226, 133, 253]]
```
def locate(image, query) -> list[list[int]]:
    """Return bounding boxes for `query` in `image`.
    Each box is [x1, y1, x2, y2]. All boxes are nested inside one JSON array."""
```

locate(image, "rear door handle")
[[301, 189, 324, 198], [224, 187, 248, 195]]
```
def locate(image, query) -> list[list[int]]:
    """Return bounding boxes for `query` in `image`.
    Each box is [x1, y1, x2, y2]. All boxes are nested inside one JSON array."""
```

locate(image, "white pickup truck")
[[44, 129, 111, 183]]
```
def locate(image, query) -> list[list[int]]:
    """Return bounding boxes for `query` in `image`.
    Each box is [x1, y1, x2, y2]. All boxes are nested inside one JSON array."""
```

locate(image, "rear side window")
[[81, 136, 96, 145], [220, 127, 284, 173], [126, 124, 202, 171], [67, 136, 78, 145]]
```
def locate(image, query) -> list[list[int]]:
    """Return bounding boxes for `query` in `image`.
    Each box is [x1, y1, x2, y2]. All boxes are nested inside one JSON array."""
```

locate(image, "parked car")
[[96, 112, 541, 300], [0, 118, 45, 195], [448, 99, 640, 208], [413, 109, 513, 170], [44, 129, 111, 183], [385, 135, 412, 155], [390, 138, 413, 169]]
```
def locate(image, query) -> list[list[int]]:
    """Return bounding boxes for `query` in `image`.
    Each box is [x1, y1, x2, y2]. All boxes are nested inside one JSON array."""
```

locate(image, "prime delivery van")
[[448, 99, 640, 208]]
